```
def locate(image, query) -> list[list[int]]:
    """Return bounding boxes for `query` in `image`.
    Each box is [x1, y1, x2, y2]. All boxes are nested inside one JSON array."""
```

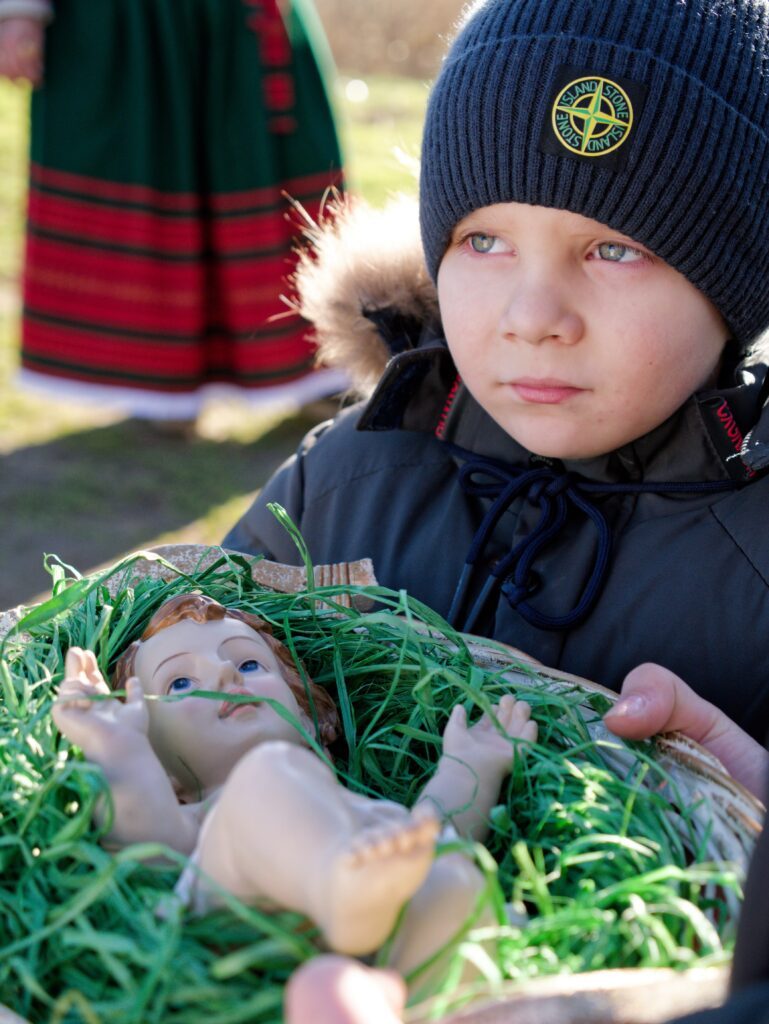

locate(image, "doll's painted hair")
[[111, 593, 339, 746]]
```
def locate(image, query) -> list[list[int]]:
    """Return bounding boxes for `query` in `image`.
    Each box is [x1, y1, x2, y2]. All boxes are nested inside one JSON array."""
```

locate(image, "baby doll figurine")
[[53, 593, 537, 967]]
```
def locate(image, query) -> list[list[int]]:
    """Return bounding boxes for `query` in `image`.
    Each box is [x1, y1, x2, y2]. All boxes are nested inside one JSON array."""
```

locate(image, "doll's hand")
[[442, 694, 537, 776], [0, 17, 44, 86], [53, 648, 150, 760]]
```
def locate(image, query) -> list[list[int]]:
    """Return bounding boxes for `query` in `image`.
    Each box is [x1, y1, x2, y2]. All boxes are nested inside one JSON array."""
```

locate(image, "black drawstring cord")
[[446, 446, 739, 633]]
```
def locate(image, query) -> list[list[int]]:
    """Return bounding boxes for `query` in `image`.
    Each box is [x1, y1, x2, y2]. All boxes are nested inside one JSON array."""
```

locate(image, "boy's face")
[[437, 203, 728, 459], [134, 617, 309, 795]]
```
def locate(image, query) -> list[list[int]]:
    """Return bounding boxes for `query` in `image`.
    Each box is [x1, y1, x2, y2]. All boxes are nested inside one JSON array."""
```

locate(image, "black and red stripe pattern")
[[22, 164, 341, 392]]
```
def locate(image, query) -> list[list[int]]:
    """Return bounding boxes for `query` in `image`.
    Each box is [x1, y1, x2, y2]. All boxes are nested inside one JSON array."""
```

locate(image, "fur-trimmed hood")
[[290, 195, 439, 399], [288, 194, 769, 475]]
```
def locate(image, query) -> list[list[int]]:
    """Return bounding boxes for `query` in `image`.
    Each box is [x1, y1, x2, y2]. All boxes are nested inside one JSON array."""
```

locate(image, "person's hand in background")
[[0, 16, 44, 85]]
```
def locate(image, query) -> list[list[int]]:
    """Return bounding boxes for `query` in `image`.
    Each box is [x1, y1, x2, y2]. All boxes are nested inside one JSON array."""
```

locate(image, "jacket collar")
[[359, 335, 769, 485]]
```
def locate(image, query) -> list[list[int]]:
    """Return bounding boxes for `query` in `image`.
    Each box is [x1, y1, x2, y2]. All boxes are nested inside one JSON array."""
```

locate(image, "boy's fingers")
[[605, 664, 768, 799], [0, 20, 42, 83], [16, 36, 41, 74], [16, 36, 40, 59], [19, 55, 42, 86]]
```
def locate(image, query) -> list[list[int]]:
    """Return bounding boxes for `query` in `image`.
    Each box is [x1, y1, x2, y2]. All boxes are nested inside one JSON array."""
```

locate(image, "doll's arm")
[[53, 648, 200, 853], [417, 694, 537, 841], [0, 12, 45, 85]]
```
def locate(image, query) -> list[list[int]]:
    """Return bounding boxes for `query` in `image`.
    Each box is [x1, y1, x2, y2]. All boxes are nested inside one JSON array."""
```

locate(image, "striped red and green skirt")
[[19, 0, 345, 416]]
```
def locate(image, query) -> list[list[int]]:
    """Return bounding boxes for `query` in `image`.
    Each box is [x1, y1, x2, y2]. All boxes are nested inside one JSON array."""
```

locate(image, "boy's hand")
[[0, 17, 44, 85], [604, 662, 768, 800], [441, 694, 537, 775], [53, 648, 150, 760]]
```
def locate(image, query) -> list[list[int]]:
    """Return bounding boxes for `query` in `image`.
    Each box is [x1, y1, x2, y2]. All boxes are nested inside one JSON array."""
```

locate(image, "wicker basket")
[[1, 544, 763, 1024], [407, 640, 762, 1024], [410, 966, 730, 1024]]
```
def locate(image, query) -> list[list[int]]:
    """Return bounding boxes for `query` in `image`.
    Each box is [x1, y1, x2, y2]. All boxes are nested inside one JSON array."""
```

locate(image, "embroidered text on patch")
[[551, 75, 634, 157]]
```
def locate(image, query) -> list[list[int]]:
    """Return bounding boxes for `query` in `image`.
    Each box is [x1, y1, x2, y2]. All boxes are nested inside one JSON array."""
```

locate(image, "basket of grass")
[[0, 542, 762, 1024]]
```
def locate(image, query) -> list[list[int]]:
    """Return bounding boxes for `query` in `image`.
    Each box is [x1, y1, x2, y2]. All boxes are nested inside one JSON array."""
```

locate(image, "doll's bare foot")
[[317, 807, 440, 955]]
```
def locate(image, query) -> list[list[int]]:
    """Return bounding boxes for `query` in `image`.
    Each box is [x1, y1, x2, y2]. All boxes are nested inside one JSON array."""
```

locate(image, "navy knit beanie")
[[420, 0, 769, 345]]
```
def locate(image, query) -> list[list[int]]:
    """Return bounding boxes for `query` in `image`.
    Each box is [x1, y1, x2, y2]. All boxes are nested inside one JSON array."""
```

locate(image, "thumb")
[[603, 663, 684, 740], [605, 664, 768, 799]]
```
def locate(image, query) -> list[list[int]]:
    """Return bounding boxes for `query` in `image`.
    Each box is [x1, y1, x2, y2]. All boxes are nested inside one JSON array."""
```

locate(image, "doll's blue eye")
[[168, 676, 194, 693], [469, 233, 497, 254], [238, 659, 263, 674]]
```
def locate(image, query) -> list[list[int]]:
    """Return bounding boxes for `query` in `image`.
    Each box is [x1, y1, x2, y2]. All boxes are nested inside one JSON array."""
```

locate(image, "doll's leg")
[[285, 955, 406, 1024], [385, 851, 488, 994], [188, 741, 440, 954]]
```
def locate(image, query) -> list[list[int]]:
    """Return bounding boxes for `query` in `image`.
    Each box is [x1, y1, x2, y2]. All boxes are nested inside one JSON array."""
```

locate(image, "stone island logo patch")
[[540, 66, 647, 170], [553, 76, 633, 155]]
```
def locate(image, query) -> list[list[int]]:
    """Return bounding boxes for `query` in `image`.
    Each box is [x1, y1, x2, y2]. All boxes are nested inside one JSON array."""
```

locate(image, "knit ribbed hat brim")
[[420, 0, 769, 344]]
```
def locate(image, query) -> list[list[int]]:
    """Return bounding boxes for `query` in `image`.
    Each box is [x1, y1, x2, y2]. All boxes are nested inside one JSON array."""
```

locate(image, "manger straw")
[[0, 543, 762, 1024]]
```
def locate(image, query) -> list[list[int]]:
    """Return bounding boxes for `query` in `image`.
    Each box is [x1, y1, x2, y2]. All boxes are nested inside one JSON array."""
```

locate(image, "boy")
[[224, 0, 769, 743]]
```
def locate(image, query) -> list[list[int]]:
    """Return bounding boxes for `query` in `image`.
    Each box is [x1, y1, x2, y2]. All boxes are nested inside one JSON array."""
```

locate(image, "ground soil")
[[0, 403, 328, 610]]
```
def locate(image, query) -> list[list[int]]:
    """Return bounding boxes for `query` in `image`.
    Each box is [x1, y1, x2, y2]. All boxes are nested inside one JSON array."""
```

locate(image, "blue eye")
[[168, 677, 194, 693], [238, 659, 263, 674], [469, 233, 497, 254]]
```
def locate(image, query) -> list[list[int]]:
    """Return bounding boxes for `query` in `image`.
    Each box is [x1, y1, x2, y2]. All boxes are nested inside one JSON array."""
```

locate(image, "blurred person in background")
[[0, 0, 345, 430]]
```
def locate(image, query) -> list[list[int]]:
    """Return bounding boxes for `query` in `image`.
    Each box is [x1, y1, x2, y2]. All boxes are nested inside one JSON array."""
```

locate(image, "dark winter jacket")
[[223, 199, 769, 741], [674, 756, 769, 1024]]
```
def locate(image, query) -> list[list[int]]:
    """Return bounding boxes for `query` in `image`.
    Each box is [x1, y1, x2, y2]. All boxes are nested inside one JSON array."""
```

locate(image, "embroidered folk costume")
[[9, 0, 344, 416]]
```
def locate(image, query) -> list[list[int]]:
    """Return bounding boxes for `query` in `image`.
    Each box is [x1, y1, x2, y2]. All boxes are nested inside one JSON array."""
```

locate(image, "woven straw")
[[1, 544, 764, 1024], [410, 966, 730, 1024]]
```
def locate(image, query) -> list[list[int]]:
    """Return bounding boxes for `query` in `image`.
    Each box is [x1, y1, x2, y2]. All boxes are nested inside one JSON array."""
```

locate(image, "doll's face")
[[134, 617, 311, 797]]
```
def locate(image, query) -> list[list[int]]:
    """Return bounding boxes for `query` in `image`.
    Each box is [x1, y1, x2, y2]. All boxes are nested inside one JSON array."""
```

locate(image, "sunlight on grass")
[[336, 74, 426, 203], [148, 492, 260, 550], [0, 80, 27, 285], [0, 80, 27, 403]]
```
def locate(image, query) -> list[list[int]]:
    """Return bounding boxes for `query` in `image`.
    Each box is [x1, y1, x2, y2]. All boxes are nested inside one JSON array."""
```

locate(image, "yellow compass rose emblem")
[[551, 76, 634, 157]]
